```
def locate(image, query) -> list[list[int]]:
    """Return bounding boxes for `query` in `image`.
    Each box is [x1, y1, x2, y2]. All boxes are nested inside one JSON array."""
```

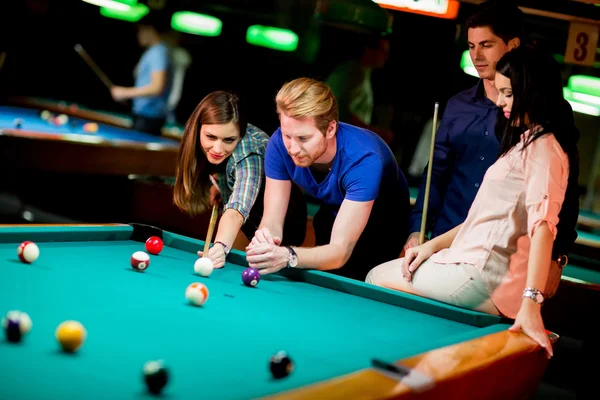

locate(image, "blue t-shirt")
[[132, 42, 172, 118], [265, 122, 402, 208]]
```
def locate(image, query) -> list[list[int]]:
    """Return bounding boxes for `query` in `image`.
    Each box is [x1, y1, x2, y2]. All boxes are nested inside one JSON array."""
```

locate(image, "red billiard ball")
[[17, 241, 39, 263], [131, 251, 150, 271], [145, 236, 163, 255]]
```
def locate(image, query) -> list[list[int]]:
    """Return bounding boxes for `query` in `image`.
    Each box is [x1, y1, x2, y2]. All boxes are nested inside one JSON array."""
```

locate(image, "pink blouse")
[[431, 130, 569, 318]]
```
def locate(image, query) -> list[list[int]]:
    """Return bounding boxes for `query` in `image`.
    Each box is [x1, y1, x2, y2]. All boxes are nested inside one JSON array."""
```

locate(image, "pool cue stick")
[[203, 204, 219, 256], [419, 102, 439, 245], [74, 44, 114, 89]]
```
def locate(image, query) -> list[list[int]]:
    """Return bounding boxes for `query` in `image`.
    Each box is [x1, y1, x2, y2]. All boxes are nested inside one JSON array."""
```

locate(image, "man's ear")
[[507, 37, 520, 51], [326, 120, 337, 139]]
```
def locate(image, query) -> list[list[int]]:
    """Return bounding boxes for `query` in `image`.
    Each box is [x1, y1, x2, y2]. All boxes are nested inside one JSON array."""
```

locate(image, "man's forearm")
[[292, 243, 348, 271], [258, 218, 284, 241]]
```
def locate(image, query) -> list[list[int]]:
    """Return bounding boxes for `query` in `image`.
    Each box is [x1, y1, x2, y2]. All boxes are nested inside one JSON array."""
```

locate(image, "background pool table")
[[0, 103, 219, 240], [0, 105, 179, 176], [0, 224, 553, 400], [7, 96, 185, 139]]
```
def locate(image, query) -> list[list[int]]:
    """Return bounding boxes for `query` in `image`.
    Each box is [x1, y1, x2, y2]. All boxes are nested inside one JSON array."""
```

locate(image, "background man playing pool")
[[405, 0, 580, 295], [245, 77, 410, 281], [110, 12, 173, 136]]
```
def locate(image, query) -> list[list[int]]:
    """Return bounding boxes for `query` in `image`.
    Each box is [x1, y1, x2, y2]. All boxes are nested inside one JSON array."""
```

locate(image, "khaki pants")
[[366, 257, 500, 314]]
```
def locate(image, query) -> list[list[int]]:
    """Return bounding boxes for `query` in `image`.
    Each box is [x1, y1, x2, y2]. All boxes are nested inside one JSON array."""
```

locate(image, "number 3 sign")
[[565, 22, 599, 66]]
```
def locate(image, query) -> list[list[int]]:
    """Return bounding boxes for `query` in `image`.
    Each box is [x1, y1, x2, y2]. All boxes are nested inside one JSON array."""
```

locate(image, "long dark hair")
[[174, 91, 247, 215], [495, 46, 572, 156]]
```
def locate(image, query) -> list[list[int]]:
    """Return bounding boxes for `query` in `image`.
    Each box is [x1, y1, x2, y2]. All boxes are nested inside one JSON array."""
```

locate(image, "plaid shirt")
[[217, 123, 269, 222]]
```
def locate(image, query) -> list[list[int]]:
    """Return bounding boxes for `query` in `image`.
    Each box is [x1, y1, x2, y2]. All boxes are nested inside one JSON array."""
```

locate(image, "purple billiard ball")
[[242, 267, 260, 287]]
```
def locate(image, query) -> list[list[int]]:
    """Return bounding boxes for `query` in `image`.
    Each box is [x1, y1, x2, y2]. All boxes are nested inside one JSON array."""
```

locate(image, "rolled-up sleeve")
[[524, 135, 569, 239], [224, 154, 263, 222]]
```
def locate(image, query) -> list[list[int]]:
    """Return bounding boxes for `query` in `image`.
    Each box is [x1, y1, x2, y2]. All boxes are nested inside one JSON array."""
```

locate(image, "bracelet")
[[214, 241, 230, 256]]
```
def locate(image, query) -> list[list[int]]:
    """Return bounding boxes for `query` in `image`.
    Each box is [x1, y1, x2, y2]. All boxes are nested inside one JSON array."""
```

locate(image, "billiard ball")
[[40, 110, 51, 121], [13, 118, 23, 129], [17, 241, 39, 263], [194, 257, 213, 277], [1, 310, 32, 343], [55, 320, 86, 352], [269, 351, 294, 379], [55, 114, 69, 126], [131, 251, 150, 271], [185, 282, 209, 306], [83, 122, 98, 133], [143, 360, 169, 395], [145, 236, 163, 255], [242, 267, 260, 287]]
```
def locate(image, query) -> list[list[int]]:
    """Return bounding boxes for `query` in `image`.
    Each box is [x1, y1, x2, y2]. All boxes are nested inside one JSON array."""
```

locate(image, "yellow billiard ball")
[[55, 320, 87, 353]]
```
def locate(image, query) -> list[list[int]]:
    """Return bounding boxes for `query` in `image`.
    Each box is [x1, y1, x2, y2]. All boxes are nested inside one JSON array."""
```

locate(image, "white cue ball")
[[194, 257, 214, 277]]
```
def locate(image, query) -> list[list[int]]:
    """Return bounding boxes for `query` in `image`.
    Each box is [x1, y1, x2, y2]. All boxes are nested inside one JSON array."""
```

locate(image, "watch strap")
[[523, 287, 544, 304], [285, 246, 297, 268]]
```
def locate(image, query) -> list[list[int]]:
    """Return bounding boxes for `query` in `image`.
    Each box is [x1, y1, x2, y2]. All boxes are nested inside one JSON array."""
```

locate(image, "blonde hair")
[[275, 77, 338, 135]]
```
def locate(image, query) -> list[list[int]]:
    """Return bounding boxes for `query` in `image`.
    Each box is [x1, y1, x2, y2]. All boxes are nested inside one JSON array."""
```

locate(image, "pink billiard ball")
[[17, 241, 39, 263], [131, 251, 150, 271], [145, 236, 163, 255]]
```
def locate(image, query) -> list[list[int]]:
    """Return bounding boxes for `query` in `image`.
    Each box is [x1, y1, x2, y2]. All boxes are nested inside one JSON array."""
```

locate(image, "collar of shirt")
[[459, 79, 497, 110]]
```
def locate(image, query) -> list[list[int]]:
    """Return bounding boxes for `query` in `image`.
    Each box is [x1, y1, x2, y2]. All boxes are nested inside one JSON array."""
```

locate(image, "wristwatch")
[[556, 254, 568, 268], [522, 287, 545, 305], [285, 246, 298, 268]]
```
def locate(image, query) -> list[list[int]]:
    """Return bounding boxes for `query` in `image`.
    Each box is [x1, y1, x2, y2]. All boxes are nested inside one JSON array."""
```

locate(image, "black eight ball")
[[269, 351, 294, 379], [143, 360, 169, 395]]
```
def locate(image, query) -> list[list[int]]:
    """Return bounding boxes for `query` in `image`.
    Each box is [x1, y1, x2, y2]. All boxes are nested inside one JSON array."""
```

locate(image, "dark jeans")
[[242, 182, 307, 247], [133, 114, 166, 136], [312, 191, 410, 281]]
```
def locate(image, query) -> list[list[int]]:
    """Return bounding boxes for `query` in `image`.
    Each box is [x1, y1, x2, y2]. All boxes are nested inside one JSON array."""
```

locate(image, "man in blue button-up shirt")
[[407, 1, 580, 271]]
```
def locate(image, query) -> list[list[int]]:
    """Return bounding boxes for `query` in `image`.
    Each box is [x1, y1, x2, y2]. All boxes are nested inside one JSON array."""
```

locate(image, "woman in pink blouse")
[[366, 46, 576, 358]]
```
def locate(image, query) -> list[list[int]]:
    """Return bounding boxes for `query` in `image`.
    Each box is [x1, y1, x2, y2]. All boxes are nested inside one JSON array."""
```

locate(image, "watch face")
[[535, 292, 544, 303], [558, 255, 568, 267], [290, 255, 298, 267]]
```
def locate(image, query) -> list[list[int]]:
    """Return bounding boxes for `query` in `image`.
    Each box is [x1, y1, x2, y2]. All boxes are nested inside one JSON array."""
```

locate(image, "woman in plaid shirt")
[[174, 91, 307, 269]]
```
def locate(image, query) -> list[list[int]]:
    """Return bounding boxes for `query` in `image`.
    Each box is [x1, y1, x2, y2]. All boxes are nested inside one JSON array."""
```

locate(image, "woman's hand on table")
[[197, 245, 226, 269]]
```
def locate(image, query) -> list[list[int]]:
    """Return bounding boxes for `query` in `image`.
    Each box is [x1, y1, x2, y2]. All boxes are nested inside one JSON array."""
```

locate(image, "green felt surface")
[[0, 226, 507, 400], [563, 264, 600, 285], [579, 209, 600, 222], [576, 230, 600, 246]]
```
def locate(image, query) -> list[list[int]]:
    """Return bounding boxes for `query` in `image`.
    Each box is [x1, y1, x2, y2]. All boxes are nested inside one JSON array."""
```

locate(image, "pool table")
[[0, 224, 555, 400], [578, 209, 600, 230], [8, 96, 185, 139], [0, 105, 180, 177], [570, 230, 600, 264]]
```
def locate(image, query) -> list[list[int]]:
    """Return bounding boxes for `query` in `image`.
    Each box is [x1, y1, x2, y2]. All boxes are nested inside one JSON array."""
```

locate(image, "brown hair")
[[173, 91, 247, 215], [275, 77, 338, 135]]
